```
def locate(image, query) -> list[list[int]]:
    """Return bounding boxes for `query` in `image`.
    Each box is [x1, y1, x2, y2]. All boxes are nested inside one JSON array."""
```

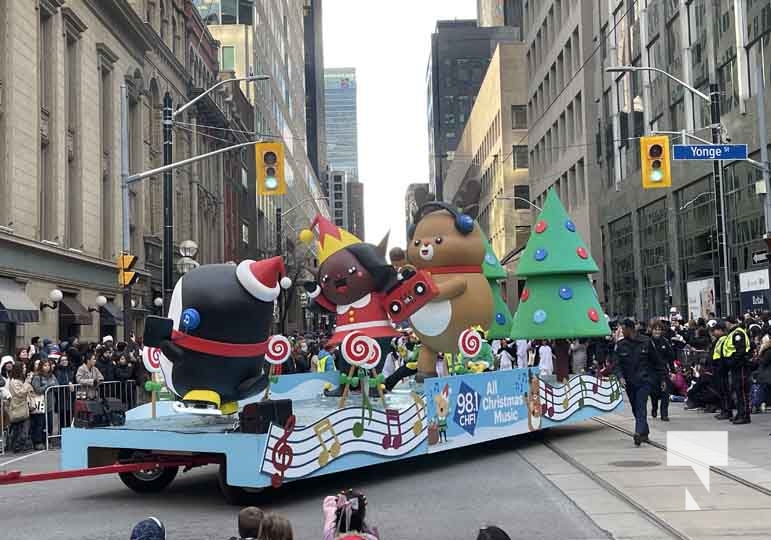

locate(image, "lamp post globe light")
[[50, 289, 63, 303], [177, 257, 199, 275], [179, 239, 198, 258], [95, 295, 108, 308], [154, 297, 164, 308]]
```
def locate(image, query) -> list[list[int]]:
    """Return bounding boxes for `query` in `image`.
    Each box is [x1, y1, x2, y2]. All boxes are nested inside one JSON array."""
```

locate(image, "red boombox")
[[384, 269, 439, 323]]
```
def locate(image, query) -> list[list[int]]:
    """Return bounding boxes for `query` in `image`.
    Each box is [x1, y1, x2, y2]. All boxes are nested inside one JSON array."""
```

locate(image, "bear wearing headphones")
[[406, 202, 495, 379]]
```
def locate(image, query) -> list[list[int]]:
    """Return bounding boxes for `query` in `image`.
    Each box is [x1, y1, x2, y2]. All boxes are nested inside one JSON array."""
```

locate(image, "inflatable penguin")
[[143, 257, 291, 415]]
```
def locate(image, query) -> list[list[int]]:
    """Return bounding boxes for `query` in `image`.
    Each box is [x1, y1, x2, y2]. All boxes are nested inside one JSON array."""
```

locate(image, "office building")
[[404, 183, 433, 229], [594, 0, 771, 319], [524, 0, 603, 302], [346, 180, 365, 240], [324, 68, 359, 179], [427, 20, 520, 199], [443, 42, 531, 307], [477, 0, 523, 31], [304, 0, 327, 180]]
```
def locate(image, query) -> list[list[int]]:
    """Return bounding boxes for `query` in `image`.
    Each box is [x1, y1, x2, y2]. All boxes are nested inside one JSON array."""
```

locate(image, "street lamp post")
[[160, 76, 270, 312], [606, 66, 731, 315]]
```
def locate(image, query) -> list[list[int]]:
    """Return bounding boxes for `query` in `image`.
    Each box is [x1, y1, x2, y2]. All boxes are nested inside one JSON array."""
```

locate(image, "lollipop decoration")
[[262, 334, 292, 400], [458, 328, 483, 359], [338, 332, 385, 415]]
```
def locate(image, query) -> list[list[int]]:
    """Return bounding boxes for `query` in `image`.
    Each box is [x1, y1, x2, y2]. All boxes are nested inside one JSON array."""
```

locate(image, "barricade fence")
[[44, 380, 137, 450], [677, 348, 710, 368], [1, 398, 6, 455]]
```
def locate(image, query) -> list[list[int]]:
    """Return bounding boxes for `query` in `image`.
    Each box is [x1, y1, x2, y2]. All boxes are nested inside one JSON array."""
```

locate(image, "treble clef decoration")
[[270, 415, 296, 488]]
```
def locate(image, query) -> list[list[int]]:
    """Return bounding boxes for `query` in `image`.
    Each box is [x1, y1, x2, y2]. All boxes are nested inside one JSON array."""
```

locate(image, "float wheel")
[[217, 462, 263, 505], [117, 450, 178, 494]]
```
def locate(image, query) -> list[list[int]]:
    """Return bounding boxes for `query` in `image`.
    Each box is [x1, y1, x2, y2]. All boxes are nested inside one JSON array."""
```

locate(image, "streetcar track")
[[534, 436, 690, 540], [592, 417, 771, 497]]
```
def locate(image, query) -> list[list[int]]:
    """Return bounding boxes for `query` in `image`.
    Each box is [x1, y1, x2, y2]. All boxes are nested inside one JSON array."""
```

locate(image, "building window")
[[512, 145, 528, 169], [64, 11, 85, 250], [242, 222, 249, 245], [638, 199, 670, 319], [511, 105, 527, 129], [222, 46, 236, 71], [221, 0, 237, 24], [98, 44, 118, 259], [513, 185, 530, 209], [609, 214, 636, 316], [39, 5, 56, 241]]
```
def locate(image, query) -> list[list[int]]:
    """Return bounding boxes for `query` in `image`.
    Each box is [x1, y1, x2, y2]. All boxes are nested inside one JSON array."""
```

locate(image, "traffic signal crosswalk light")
[[118, 254, 138, 287], [256, 141, 286, 196], [640, 135, 671, 189]]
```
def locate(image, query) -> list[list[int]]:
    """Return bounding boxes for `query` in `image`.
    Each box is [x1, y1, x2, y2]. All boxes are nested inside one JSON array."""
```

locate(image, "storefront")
[[99, 299, 124, 341], [0, 277, 39, 354], [57, 294, 92, 341]]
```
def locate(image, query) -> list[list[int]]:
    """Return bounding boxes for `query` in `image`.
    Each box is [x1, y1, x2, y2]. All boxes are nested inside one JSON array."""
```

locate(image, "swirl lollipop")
[[265, 335, 292, 365], [338, 332, 384, 408], [342, 331, 381, 367], [458, 328, 482, 359], [262, 335, 292, 400]]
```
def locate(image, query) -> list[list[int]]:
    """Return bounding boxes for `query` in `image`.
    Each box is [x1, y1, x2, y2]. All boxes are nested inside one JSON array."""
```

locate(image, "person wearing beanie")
[[230, 506, 264, 540], [130, 517, 166, 540]]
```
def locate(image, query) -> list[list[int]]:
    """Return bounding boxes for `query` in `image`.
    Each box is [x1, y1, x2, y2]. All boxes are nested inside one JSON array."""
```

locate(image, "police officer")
[[613, 319, 667, 446], [711, 321, 731, 420], [724, 316, 752, 424]]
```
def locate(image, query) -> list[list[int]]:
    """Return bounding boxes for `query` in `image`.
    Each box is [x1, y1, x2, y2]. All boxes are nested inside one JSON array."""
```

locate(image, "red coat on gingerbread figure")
[[299, 215, 401, 347]]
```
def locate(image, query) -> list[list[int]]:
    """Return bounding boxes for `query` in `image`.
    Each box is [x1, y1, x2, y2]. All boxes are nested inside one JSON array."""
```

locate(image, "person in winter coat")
[[1, 355, 13, 400], [76, 352, 104, 399], [30, 359, 57, 449], [323, 490, 379, 540], [65, 337, 83, 370], [94, 346, 115, 382], [54, 353, 76, 430], [613, 319, 667, 446], [7, 362, 33, 453], [649, 320, 675, 421]]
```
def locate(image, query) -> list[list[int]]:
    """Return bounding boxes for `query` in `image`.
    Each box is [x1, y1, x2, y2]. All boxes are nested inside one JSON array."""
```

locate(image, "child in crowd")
[[323, 489, 379, 540]]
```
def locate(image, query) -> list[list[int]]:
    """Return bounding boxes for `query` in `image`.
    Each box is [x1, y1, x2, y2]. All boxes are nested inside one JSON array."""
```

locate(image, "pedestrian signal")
[[640, 135, 671, 189], [118, 254, 138, 287], [256, 141, 286, 196]]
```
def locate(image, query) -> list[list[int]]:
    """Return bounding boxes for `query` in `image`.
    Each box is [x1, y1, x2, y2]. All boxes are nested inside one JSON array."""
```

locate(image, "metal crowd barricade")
[[1, 398, 6, 455], [677, 348, 709, 368], [44, 380, 137, 450]]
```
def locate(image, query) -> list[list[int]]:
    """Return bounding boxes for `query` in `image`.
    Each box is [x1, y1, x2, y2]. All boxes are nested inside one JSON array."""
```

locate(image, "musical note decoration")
[[536, 374, 623, 423], [411, 392, 426, 436], [270, 415, 296, 488], [313, 418, 342, 467], [381, 409, 403, 450], [260, 399, 428, 483]]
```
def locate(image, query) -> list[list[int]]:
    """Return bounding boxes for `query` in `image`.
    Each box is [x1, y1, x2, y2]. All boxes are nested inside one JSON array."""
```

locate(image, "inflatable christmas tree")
[[510, 189, 610, 339], [481, 232, 513, 339]]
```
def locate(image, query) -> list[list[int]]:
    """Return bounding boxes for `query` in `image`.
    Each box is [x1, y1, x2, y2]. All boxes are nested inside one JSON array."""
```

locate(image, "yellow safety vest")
[[712, 335, 727, 360], [722, 326, 750, 358]]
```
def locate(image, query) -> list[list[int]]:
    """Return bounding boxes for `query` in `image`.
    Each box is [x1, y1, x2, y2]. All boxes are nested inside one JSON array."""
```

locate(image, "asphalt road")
[[0, 434, 611, 540]]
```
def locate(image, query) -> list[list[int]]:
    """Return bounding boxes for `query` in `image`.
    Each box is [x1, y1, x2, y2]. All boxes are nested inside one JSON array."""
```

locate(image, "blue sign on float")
[[673, 144, 748, 161]]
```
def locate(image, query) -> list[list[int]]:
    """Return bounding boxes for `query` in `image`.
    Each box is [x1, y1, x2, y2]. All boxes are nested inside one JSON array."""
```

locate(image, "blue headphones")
[[407, 201, 474, 240]]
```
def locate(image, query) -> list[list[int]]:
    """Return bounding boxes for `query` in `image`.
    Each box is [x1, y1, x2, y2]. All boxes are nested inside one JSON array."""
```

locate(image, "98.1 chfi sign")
[[672, 144, 748, 161]]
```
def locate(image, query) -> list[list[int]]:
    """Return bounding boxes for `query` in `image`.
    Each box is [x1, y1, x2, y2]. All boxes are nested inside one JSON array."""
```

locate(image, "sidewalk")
[[519, 400, 771, 539]]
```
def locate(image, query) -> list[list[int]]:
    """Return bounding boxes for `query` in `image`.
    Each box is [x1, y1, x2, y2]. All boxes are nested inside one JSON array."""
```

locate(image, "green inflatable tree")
[[510, 189, 610, 339], [481, 232, 513, 339]]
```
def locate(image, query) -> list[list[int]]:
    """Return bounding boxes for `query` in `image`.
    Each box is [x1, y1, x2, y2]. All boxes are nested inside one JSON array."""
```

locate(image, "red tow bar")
[[0, 455, 218, 485]]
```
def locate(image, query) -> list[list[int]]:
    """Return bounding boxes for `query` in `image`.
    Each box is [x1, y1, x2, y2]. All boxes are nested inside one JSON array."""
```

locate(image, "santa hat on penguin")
[[235, 256, 293, 302]]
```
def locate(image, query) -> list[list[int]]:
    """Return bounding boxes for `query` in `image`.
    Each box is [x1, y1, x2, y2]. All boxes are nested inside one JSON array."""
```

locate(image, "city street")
[[1, 430, 609, 540]]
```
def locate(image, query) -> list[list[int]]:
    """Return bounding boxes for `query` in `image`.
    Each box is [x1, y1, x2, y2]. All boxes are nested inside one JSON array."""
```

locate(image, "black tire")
[[218, 462, 262, 505], [119, 465, 178, 493], [117, 448, 178, 494]]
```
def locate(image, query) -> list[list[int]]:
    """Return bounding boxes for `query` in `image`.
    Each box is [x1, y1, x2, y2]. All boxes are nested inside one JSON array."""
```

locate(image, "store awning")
[[59, 295, 92, 325], [99, 302, 124, 325], [0, 278, 40, 323]]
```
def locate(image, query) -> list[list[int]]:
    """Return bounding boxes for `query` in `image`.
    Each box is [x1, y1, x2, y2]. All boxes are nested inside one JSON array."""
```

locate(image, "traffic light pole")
[[162, 92, 174, 313], [120, 84, 132, 340], [710, 83, 731, 315], [275, 207, 285, 334]]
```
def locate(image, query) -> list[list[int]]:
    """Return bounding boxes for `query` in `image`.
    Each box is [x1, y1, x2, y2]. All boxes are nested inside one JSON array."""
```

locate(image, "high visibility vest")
[[712, 336, 727, 360], [722, 326, 750, 358], [317, 352, 332, 372]]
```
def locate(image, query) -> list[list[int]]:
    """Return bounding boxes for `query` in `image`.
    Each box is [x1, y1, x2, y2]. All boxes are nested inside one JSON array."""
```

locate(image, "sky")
[[321, 0, 477, 248]]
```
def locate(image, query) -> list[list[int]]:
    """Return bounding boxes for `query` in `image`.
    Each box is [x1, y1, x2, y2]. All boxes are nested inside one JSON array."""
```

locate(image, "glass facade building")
[[324, 68, 359, 180]]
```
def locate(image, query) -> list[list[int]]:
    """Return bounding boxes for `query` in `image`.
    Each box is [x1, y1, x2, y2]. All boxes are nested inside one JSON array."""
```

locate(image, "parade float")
[[0, 191, 623, 503]]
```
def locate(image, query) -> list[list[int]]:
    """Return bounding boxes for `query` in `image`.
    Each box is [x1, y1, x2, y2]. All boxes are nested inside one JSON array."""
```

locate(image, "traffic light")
[[640, 135, 671, 189], [118, 254, 138, 287], [256, 141, 286, 196]]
